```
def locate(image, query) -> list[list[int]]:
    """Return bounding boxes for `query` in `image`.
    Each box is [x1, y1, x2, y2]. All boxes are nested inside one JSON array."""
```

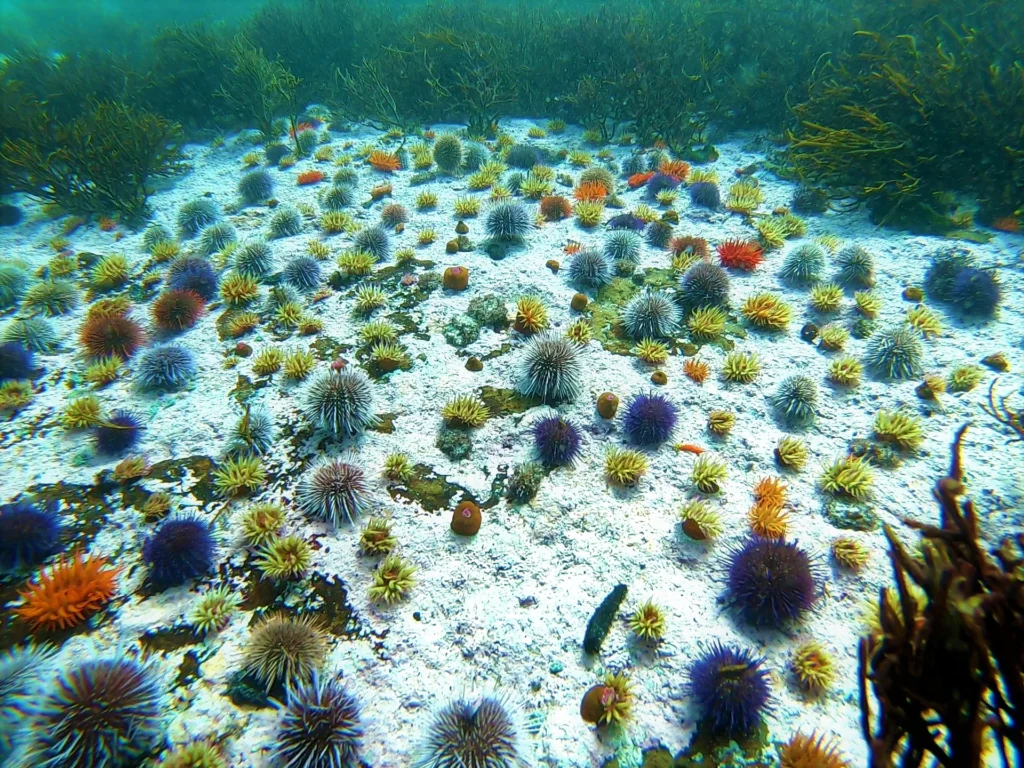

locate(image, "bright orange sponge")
[[16, 550, 120, 632]]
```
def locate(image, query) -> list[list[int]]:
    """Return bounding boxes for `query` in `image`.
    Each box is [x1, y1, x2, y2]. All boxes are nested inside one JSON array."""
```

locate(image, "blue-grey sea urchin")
[[779, 243, 826, 285], [238, 170, 274, 205], [770, 375, 818, 428], [298, 459, 369, 526], [135, 344, 197, 390], [227, 405, 275, 456], [354, 225, 391, 261], [269, 207, 303, 239], [413, 695, 528, 768], [323, 184, 354, 211], [622, 288, 681, 340], [864, 325, 924, 380], [0, 643, 57, 757], [486, 201, 532, 242], [517, 333, 583, 404], [234, 240, 275, 280], [568, 249, 612, 289], [273, 672, 363, 768], [603, 231, 642, 264], [304, 369, 377, 436], [198, 222, 237, 257], [244, 613, 328, 693], [679, 261, 729, 311], [283, 256, 322, 292], [177, 198, 219, 238]]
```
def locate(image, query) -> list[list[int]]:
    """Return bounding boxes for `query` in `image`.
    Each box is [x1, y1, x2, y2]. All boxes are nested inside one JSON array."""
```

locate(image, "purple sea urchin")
[[0, 341, 34, 382], [532, 415, 582, 467], [725, 537, 819, 627], [143, 514, 216, 590], [622, 391, 678, 446], [689, 642, 771, 735], [0, 499, 61, 571], [94, 409, 144, 455]]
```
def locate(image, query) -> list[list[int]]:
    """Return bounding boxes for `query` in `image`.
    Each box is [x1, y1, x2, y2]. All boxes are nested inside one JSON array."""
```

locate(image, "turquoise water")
[[0, 1, 1022, 767]]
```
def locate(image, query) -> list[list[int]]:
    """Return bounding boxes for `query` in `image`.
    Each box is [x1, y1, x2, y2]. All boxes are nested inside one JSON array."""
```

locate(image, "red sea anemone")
[[717, 239, 764, 271]]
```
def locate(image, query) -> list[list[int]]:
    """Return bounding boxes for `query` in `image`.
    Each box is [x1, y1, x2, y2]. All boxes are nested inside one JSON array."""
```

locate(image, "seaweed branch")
[[981, 378, 1024, 442], [859, 424, 1024, 767]]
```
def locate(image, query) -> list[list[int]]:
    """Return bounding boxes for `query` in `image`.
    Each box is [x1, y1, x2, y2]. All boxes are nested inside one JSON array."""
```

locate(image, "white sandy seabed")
[[0, 117, 1022, 768]]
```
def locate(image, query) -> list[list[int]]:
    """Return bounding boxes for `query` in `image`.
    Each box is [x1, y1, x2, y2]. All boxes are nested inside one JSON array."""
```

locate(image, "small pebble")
[[651, 370, 667, 385], [545, 259, 559, 273], [902, 286, 924, 301], [455, 220, 469, 234], [233, 342, 252, 357], [570, 293, 588, 311], [465, 357, 483, 372]]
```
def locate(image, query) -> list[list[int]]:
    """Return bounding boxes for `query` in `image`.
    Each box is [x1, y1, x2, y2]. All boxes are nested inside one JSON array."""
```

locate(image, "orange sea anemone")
[[289, 122, 317, 138], [717, 239, 764, 271], [658, 158, 690, 181], [683, 357, 710, 384], [627, 172, 655, 189], [16, 550, 120, 632], [573, 181, 608, 202], [753, 475, 787, 507], [748, 499, 788, 539], [98, 216, 116, 232], [367, 150, 401, 173], [296, 170, 325, 186]]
